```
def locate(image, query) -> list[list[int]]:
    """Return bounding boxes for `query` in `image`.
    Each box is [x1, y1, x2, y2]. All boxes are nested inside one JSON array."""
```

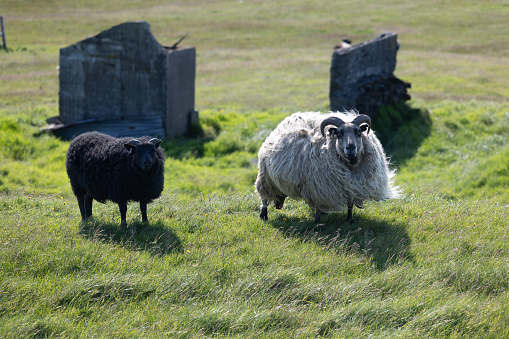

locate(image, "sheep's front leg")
[[77, 194, 87, 220], [140, 201, 148, 222], [84, 195, 93, 219], [260, 200, 268, 221], [77, 194, 93, 220], [118, 202, 128, 227]]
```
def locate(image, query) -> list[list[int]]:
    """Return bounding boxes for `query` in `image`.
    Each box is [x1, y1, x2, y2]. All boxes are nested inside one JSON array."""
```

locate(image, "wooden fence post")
[[0, 16, 7, 51]]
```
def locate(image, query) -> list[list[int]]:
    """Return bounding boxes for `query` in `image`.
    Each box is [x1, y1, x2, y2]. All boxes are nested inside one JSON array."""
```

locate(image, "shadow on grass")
[[161, 135, 211, 160], [373, 102, 432, 166], [79, 219, 183, 256], [270, 211, 412, 270]]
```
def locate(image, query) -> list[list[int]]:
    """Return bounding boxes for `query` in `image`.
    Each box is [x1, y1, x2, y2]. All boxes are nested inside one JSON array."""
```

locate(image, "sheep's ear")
[[149, 138, 161, 148], [328, 128, 338, 138], [359, 123, 370, 134], [124, 143, 136, 154], [124, 139, 140, 154]]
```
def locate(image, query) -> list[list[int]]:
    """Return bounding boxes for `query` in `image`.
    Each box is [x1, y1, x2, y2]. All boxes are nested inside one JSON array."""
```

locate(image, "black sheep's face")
[[124, 138, 161, 172]]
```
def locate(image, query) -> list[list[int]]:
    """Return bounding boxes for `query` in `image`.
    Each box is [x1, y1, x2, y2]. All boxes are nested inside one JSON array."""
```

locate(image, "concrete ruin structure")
[[329, 32, 410, 118], [46, 21, 197, 139]]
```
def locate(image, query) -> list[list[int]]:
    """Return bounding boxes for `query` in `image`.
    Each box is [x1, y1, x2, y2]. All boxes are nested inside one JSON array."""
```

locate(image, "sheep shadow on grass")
[[269, 211, 413, 271], [79, 220, 183, 256]]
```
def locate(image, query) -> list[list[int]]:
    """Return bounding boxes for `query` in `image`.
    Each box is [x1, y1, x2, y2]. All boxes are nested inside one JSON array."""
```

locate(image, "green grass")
[[1, 0, 509, 337], [1, 190, 508, 337], [374, 101, 509, 201]]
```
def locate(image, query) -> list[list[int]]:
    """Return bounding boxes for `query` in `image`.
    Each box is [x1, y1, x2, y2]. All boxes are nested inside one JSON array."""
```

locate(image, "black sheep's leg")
[[118, 202, 128, 227], [140, 201, 148, 222], [77, 194, 87, 220], [84, 195, 93, 219], [260, 200, 268, 221], [347, 203, 354, 223]]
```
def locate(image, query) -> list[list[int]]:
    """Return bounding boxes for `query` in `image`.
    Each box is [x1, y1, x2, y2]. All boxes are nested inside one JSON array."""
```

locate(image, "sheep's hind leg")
[[274, 195, 286, 209], [347, 203, 354, 223], [260, 200, 268, 221], [314, 209, 321, 223], [314, 209, 323, 223], [118, 202, 128, 227], [140, 201, 148, 222]]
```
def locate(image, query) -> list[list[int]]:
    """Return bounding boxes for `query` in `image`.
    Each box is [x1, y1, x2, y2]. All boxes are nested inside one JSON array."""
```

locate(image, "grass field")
[[1, 0, 509, 337]]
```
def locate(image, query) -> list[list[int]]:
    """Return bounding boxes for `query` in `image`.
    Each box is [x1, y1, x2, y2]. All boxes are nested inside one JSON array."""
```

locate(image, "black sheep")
[[66, 131, 165, 226]]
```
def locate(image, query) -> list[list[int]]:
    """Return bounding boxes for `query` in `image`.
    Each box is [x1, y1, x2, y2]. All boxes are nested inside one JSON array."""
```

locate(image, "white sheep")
[[255, 111, 402, 223]]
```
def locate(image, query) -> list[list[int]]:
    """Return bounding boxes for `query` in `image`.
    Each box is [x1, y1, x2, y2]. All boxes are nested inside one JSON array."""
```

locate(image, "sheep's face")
[[332, 123, 367, 166], [320, 114, 371, 167], [124, 138, 161, 172]]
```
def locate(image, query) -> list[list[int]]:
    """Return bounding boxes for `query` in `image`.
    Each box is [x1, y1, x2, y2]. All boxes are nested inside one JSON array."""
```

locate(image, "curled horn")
[[351, 114, 371, 134], [320, 117, 346, 137]]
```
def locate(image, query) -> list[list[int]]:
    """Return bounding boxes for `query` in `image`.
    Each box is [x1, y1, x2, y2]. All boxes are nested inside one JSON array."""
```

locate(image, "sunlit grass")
[[1, 189, 508, 337]]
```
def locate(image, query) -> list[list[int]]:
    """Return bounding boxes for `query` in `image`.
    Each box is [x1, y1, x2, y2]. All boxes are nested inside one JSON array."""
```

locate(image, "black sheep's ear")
[[359, 123, 370, 134], [124, 139, 141, 154], [124, 144, 136, 154], [149, 138, 161, 148], [328, 128, 338, 138]]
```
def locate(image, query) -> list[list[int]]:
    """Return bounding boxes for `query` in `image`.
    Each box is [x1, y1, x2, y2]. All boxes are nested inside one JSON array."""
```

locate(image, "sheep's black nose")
[[345, 144, 357, 153], [143, 160, 152, 169]]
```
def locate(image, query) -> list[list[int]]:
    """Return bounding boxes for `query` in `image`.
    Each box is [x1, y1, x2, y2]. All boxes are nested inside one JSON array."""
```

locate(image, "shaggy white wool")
[[255, 111, 402, 214]]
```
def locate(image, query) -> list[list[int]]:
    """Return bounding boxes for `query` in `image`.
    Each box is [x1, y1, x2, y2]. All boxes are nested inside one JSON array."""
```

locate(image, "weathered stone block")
[[54, 21, 196, 139], [329, 32, 410, 118]]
